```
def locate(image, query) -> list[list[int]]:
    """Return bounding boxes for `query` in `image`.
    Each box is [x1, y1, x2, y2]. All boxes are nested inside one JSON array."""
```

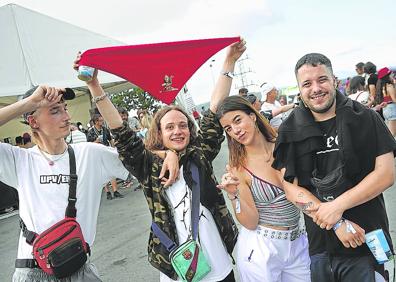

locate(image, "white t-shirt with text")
[[0, 142, 129, 259]]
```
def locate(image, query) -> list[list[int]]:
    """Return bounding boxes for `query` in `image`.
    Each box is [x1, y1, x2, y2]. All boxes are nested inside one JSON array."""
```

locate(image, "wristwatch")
[[221, 71, 235, 79]]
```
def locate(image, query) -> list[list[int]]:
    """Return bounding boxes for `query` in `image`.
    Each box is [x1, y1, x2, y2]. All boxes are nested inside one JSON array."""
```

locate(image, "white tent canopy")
[[0, 3, 131, 98], [0, 3, 134, 140]]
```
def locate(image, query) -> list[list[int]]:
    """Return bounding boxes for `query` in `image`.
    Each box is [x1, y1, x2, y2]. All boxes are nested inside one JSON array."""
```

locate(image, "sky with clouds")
[[1, 0, 395, 105]]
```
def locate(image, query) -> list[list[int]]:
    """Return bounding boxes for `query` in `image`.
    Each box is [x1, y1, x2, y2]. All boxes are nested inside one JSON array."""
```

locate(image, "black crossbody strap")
[[65, 145, 78, 218]]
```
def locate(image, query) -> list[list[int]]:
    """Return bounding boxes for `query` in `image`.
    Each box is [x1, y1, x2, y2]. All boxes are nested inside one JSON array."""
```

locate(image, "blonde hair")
[[140, 113, 153, 129], [145, 106, 197, 151]]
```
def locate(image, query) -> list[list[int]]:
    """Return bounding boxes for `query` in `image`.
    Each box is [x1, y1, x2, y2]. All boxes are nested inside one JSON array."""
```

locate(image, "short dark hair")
[[364, 62, 376, 74], [15, 136, 23, 144], [92, 114, 102, 123], [239, 88, 248, 95], [295, 53, 333, 76], [355, 62, 365, 69], [117, 107, 128, 115], [349, 76, 365, 93], [23, 133, 31, 144], [246, 94, 257, 104]]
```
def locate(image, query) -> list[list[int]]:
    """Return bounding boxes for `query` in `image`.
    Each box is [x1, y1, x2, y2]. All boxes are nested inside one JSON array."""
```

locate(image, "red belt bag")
[[20, 146, 89, 279], [31, 217, 88, 278]]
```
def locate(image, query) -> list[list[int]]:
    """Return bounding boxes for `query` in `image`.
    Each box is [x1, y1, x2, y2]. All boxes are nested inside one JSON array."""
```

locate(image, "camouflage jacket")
[[111, 110, 238, 280]]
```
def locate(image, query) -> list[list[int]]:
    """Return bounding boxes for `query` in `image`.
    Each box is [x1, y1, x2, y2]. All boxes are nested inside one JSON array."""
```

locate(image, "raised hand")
[[225, 37, 247, 63], [27, 85, 64, 110], [73, 51, 98, 84], [217, 165, 240, 197]]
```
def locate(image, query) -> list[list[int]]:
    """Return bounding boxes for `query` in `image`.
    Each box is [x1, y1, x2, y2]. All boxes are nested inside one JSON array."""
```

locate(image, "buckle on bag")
[[25, 231, 37, 245], [167, 242, 177, 253]]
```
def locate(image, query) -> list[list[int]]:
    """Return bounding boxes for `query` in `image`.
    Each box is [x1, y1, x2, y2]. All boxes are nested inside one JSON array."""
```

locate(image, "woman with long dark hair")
[[376, 67, 396, 136], [216, 95, 310, 281]]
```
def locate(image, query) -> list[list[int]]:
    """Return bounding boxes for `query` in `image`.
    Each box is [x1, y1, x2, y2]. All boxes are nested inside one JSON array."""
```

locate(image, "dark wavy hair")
[[145, 105, 198, 151], [375, 73, 393, 104], [364, 62, 376, 74], [349, 76, 365, 94], [216, 96, 277, 168]]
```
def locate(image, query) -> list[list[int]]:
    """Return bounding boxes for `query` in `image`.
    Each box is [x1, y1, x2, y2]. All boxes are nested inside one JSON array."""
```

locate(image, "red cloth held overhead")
[[79, 37, 240, 104]]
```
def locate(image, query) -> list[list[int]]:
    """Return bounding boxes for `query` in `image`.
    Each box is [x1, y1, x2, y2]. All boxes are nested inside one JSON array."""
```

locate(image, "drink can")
[[78, 65, 95, 82], [365, 229, 393, 264]]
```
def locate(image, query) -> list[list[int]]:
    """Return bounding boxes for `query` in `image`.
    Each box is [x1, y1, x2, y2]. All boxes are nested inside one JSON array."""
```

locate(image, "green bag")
[[152, 162, 211, 281], [170, 239, 211, 282]]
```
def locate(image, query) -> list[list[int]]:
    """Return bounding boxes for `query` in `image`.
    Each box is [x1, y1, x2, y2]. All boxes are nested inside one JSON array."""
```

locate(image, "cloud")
[[119, 0, 275, 42]]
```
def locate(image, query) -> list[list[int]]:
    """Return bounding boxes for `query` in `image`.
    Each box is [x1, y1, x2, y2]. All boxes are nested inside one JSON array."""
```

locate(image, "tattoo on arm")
[[295, 201, 314, 214]]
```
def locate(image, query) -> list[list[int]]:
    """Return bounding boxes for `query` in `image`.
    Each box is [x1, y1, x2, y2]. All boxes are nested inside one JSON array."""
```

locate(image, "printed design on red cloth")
[[161, 74, 178, 93], [78, 37, 240, 104]]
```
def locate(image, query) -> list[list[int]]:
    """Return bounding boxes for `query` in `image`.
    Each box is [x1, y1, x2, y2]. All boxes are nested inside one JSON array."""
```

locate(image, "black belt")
[[15, 259, 38, 268], [15, 244, 91, 269]]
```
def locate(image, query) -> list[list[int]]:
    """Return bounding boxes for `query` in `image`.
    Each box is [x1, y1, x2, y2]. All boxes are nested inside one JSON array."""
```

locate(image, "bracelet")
[[333, 218, 344, 231], [228, 194, 238, 201], [221, 71, 235, 79], [227, 189, 239, 201], [346, 221, 356, 234], [91, 93, 108, 103]]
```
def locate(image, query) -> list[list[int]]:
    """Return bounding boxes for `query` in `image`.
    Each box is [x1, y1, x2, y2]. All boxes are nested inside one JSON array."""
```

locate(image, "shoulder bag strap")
[[65, 145, 78, 218], [189, 162, 200, 241], [184, 162, 202, 282], [151, 222, 178, 252], [150, 161, 201, 252]]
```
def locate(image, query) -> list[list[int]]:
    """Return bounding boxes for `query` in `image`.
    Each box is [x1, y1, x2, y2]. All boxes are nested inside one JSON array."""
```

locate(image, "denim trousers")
[[310, 251, 385, 282]]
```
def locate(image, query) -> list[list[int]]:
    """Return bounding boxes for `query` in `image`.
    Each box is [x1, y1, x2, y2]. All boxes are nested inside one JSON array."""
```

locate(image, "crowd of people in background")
[[233, 61, 396, 138], [337, 62, 395, 136]]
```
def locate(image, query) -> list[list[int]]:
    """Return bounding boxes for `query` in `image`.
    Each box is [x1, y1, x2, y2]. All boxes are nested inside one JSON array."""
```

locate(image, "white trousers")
[[236, 226, 311, 282]]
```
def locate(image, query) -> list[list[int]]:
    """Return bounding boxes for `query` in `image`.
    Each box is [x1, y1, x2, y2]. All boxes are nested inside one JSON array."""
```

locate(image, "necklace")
[[38, 147, 68, 166]]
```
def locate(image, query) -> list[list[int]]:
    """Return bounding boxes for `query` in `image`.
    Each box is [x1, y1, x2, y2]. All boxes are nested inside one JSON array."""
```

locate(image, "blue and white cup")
[[365, 229, 393, 264]]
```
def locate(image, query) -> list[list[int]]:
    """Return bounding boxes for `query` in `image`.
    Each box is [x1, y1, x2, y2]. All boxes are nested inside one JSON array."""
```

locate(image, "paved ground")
[[1, 142, 396, 281]]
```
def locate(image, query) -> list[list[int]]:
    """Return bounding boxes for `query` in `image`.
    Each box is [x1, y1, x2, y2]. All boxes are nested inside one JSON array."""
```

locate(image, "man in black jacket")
[[273, 53, 396, 282]]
